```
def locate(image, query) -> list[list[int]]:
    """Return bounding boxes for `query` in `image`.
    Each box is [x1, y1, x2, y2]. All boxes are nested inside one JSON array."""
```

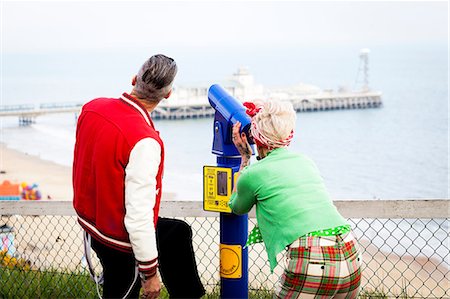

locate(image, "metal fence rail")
[[0, 200, 449, 298]]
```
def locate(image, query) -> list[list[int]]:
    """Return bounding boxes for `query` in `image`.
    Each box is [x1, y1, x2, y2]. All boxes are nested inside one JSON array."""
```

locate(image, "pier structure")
[[141, 60, 383, 120], [0, 102, 83, 125], [149, 90, 382, 120], [0, 49, 382, 123], [0, 89, 383, 122], [289, 90, 382, 112]]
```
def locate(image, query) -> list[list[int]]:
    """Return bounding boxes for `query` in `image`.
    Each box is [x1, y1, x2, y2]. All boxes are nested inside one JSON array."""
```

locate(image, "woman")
[[229, 100, 362, 299]]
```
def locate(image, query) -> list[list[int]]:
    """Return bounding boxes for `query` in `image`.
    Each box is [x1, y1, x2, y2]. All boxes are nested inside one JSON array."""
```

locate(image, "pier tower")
[[355, 48, 370, 92]]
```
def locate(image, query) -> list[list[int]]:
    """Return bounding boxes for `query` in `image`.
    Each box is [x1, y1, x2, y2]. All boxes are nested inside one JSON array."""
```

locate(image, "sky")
[[1, 1, 448, 54], [0, 0, 448, 103]]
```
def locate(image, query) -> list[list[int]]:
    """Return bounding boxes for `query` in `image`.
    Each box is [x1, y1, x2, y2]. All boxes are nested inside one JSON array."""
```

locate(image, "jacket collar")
[[120, 92, 155, 128]]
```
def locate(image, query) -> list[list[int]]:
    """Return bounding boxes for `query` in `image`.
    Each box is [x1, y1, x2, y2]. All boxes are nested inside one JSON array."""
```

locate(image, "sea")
[[1, 44, 448, 201], [1, 44, 449, 266]]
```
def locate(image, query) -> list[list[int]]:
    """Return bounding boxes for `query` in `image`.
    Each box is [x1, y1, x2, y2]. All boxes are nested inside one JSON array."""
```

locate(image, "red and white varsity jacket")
[[73, 92, 164, 277]]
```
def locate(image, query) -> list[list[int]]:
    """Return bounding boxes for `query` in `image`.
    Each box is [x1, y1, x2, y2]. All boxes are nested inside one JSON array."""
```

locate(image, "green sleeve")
[[228, 170, 257, 215]]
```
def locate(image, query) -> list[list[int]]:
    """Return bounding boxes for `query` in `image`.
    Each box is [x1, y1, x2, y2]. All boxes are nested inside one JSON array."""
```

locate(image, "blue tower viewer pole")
[[218, 158, 248, 299], [208, 84, 254, 299]]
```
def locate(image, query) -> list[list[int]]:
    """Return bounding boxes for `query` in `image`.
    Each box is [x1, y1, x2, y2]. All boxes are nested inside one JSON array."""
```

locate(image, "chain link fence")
[[0, 201, 449, 298]]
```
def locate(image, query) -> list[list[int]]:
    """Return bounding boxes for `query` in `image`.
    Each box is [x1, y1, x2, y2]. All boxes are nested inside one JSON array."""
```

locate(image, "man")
[[73, 54, 205, 299]]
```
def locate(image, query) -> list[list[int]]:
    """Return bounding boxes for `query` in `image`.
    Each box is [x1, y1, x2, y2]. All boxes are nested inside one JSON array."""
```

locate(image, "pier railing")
[[0, 90, 382, 123], [0, 199, 448, 298]]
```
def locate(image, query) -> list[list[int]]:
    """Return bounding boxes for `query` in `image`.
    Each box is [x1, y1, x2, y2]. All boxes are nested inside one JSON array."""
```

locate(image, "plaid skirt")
[[275, 232, 362, 299]]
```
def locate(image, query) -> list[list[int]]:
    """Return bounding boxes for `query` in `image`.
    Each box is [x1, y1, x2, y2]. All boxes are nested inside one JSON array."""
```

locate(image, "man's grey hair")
[[133, 54, 178, 103]]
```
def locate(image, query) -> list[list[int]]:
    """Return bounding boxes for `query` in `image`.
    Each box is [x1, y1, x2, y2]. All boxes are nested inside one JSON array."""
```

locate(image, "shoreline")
[[0, 143, 177, 201], [0, 143, 73, 201]]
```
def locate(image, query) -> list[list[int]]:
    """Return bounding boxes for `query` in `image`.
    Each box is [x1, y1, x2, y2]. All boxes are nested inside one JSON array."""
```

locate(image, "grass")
[[359, 289, 389, 299], [197, 285, 273, 299], [0, 267, 98, 299], [0, 267, 413, 299]]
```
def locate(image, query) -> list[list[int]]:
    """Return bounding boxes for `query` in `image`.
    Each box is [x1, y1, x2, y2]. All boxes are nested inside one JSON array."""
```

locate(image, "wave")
[[31, 123, 75, 144]]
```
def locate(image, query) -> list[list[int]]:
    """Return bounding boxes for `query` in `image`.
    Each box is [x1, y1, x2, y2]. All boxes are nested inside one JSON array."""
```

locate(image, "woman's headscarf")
[[243, 101, 294, 150]]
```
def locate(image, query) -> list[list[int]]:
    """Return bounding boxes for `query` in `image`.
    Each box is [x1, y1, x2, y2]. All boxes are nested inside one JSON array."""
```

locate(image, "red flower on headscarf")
[[243, 102, 261, 117]]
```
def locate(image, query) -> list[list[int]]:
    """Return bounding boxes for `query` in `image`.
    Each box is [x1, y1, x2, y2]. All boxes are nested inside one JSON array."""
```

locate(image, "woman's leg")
[[332, 233, 362, 299]]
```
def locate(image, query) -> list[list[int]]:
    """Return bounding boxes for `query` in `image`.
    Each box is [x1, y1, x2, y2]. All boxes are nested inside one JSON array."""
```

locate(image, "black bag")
[[156, 217, 206, 299]]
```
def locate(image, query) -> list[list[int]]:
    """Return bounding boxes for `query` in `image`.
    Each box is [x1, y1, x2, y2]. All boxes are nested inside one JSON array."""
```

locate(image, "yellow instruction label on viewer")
[[220, 244, 242, 279], [203, 166, 232, 213]]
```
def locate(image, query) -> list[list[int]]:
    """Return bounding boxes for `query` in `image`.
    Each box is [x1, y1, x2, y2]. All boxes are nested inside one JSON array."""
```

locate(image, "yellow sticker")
[[203, 166, 232, 213], [234, 172, 239, 188], [220, 244, 242, 278]]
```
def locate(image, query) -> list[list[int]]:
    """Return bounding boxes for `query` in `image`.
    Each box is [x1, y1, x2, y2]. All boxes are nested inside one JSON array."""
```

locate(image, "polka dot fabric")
[[245, 225, 352, 248], [245, 225, 264, 248], [306, 224, 352, 237]]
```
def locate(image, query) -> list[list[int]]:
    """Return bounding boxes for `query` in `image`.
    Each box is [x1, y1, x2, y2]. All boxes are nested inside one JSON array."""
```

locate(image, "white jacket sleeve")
[[124, 137, 160, 276]]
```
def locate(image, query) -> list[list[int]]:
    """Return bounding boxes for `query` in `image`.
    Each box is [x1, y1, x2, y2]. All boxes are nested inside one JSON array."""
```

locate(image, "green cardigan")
[[228, 148, 347, 271]]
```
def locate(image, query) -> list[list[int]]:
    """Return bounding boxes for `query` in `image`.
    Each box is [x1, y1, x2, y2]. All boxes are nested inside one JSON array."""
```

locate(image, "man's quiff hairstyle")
[[253, 100, 297, 144], [134, 54, 178, 103]]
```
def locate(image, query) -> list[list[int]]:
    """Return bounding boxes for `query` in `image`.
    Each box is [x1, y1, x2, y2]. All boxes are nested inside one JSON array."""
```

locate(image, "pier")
[[0, 90, 382, 124], [152, 90, 382, 119], [0, 102, 83, 125], [2, 49, 382, 123]]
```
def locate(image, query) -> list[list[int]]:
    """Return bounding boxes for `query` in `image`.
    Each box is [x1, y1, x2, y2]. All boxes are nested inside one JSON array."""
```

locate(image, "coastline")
[[0, 143, 72, 201], [0, 143, 176, 201]]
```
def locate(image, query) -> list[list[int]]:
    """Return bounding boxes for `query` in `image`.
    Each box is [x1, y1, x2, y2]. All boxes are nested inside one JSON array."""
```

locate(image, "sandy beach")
[[0, 143, 176, 201], [0, 143, 73, 201]]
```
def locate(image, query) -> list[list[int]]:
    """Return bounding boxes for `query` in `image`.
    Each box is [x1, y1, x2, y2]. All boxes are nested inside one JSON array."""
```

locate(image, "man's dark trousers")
[[91, 217, 205, 299]]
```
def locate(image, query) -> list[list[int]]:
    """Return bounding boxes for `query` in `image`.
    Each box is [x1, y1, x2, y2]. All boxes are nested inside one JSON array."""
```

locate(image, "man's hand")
[[140, 274, 161, 299]]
